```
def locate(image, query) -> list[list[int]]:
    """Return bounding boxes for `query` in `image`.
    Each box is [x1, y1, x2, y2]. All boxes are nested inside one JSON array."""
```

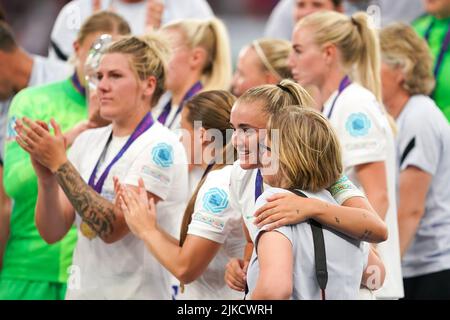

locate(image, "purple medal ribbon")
[[88, 112, 155, 194], [255, 169, 264, 203], [157, 81, 203, 129], [70, 73, 86, 97], [424, 18, 450, 80], [325, 75, 352, 119]]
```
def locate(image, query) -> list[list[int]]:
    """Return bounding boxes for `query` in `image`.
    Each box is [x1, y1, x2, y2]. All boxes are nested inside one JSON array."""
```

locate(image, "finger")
[[35, 120, 49, 131], [113, 176, 119, 193], [261, 218, 289, 232], [226, 281, 245, 292], [50, 118, 62, 136], [137, 178, 147, 202], [225, 270, 246, 290], [253, 201, 279, 218], [266, 193, 288, 202], [120, 201, 130, 215], [256, 212, 282, 228], [148, 197, 155, 213], [16, 130, 36, 150], [243, 260, 249, 274], [22, 117, 48, 137], [16, 136, 33, 153], [254, 208, 280, 225], [18, 122, 42, 143]]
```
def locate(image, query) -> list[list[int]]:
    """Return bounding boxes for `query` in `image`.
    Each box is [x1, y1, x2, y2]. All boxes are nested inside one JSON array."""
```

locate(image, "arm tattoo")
[[335, 217, 340, 224], [55, 161, 117, 238], [360, 229, 373, 241]]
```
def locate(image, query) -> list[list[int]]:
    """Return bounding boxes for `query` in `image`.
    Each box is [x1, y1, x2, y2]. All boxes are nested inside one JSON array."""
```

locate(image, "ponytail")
[[163, 18, 232, 91]]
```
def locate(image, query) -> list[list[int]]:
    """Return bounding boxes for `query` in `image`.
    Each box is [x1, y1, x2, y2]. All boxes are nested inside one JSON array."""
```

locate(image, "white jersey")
[[247, 187, 369, 300], [180, 166, 245, 300], [49, 0, 213, 61], [65, 121, 188, 299], [323, 82, 403, 299], [152, 92, 182, 133], [0, 55, 72, 160]]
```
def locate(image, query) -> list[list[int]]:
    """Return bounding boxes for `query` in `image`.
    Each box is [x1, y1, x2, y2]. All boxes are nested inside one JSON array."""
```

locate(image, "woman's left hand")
[[15, 117, 68, 173], [253, 193, 321, 231], [120, 178, 157, 239]]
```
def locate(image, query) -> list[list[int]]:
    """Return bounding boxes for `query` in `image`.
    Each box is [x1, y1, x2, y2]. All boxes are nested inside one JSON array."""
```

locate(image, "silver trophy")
[[84, 34, 113, 95]]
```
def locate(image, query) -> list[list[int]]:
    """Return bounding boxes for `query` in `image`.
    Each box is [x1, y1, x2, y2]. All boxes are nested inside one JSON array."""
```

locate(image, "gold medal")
[[80, 221, 97, 240]]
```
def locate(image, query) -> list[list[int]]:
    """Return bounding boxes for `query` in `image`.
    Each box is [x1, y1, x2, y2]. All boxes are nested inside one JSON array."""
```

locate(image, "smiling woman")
[[13, 35, 190, 299]]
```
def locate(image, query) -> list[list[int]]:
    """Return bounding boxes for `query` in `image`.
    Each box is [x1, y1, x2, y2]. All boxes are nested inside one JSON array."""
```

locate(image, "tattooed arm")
[[15, 117, 159, 243]]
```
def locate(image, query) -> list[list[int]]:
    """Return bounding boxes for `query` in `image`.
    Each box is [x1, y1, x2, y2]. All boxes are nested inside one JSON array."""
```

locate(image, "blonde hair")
[[77, 11, 131, 44], [179, 90, 237, 246], [104, 34, 170, 107], [162, 18, 232, 91], [237, 79, 315, 115], [251, 38, 292, 80], [296, 11, 397, 133], [380, 23, 435, 96], [268, 107, 342, 192], [296, 11, 381, 102]]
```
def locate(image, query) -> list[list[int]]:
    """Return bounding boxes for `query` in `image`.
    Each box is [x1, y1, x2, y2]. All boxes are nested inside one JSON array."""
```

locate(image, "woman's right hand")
[[29, 121, 54, 182], [224, 258, 249, 292], [88, 90, 111, 129]]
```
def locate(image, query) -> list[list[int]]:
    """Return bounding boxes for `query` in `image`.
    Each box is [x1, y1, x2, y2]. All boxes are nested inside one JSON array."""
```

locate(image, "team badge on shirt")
[[151, 143, 173, 168], [6, 116, 18, 141], [345, 113, 371, 137], [202, 187, 229, 214]]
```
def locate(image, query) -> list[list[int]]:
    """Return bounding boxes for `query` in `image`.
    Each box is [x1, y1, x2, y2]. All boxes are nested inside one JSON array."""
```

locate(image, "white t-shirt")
[[180, 165, 245, 300], [396, 95, 450, 278], [323, 82, 403, 299], [0, 55, 72, 160], [246, 187, 369, 300], [65, 121, 188, 299], [49, 0, 213, 61]]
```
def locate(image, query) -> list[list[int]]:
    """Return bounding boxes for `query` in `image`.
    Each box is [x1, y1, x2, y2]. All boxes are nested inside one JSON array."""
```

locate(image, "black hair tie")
[[277, 83, 290, 94]]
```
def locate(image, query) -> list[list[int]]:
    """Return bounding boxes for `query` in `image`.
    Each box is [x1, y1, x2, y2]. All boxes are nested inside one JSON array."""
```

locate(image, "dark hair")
[[332, 0, 342, 7], [0, 21, 16, 52], [179, 90, 237, 246]]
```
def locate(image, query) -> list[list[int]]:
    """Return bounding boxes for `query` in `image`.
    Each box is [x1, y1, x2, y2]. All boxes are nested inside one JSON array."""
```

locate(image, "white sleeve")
[[188, 172, 236, 244], [49, 1, 85, 60], [398, 112, 440, 175], [327, 175, 365, 205], [336, 99, 388, 169], [264, 0, 295, 40], [123, 141, 178, 200]]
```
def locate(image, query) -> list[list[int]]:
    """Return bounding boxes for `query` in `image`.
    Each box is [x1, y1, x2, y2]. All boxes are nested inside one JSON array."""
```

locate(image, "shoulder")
[[9, 80, 65, 111], [255, 187, 291, 209], [412, 14, 432, 32], [196, 167, 234, 215], [72, 125, 111, 149]]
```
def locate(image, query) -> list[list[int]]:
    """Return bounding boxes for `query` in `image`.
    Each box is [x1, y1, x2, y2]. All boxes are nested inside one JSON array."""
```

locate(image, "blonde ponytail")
[[349, 13, 382, 103], [238, 79, 315, 116], [163, 18, 232, 91], [296, 11, 396, 133]]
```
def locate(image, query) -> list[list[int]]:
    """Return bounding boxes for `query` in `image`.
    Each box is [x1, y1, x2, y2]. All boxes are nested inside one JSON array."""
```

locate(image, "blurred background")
[[0, 0, 278, 63]]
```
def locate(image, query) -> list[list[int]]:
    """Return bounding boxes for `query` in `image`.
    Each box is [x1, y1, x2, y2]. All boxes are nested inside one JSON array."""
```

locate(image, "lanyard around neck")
[[88, 112, 154, 194], [157, 81, 203, 129], [325, 76, 352, 119]]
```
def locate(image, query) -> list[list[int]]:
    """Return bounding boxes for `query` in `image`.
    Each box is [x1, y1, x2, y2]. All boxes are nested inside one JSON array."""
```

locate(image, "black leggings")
[[403, 269, 450, 300]]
